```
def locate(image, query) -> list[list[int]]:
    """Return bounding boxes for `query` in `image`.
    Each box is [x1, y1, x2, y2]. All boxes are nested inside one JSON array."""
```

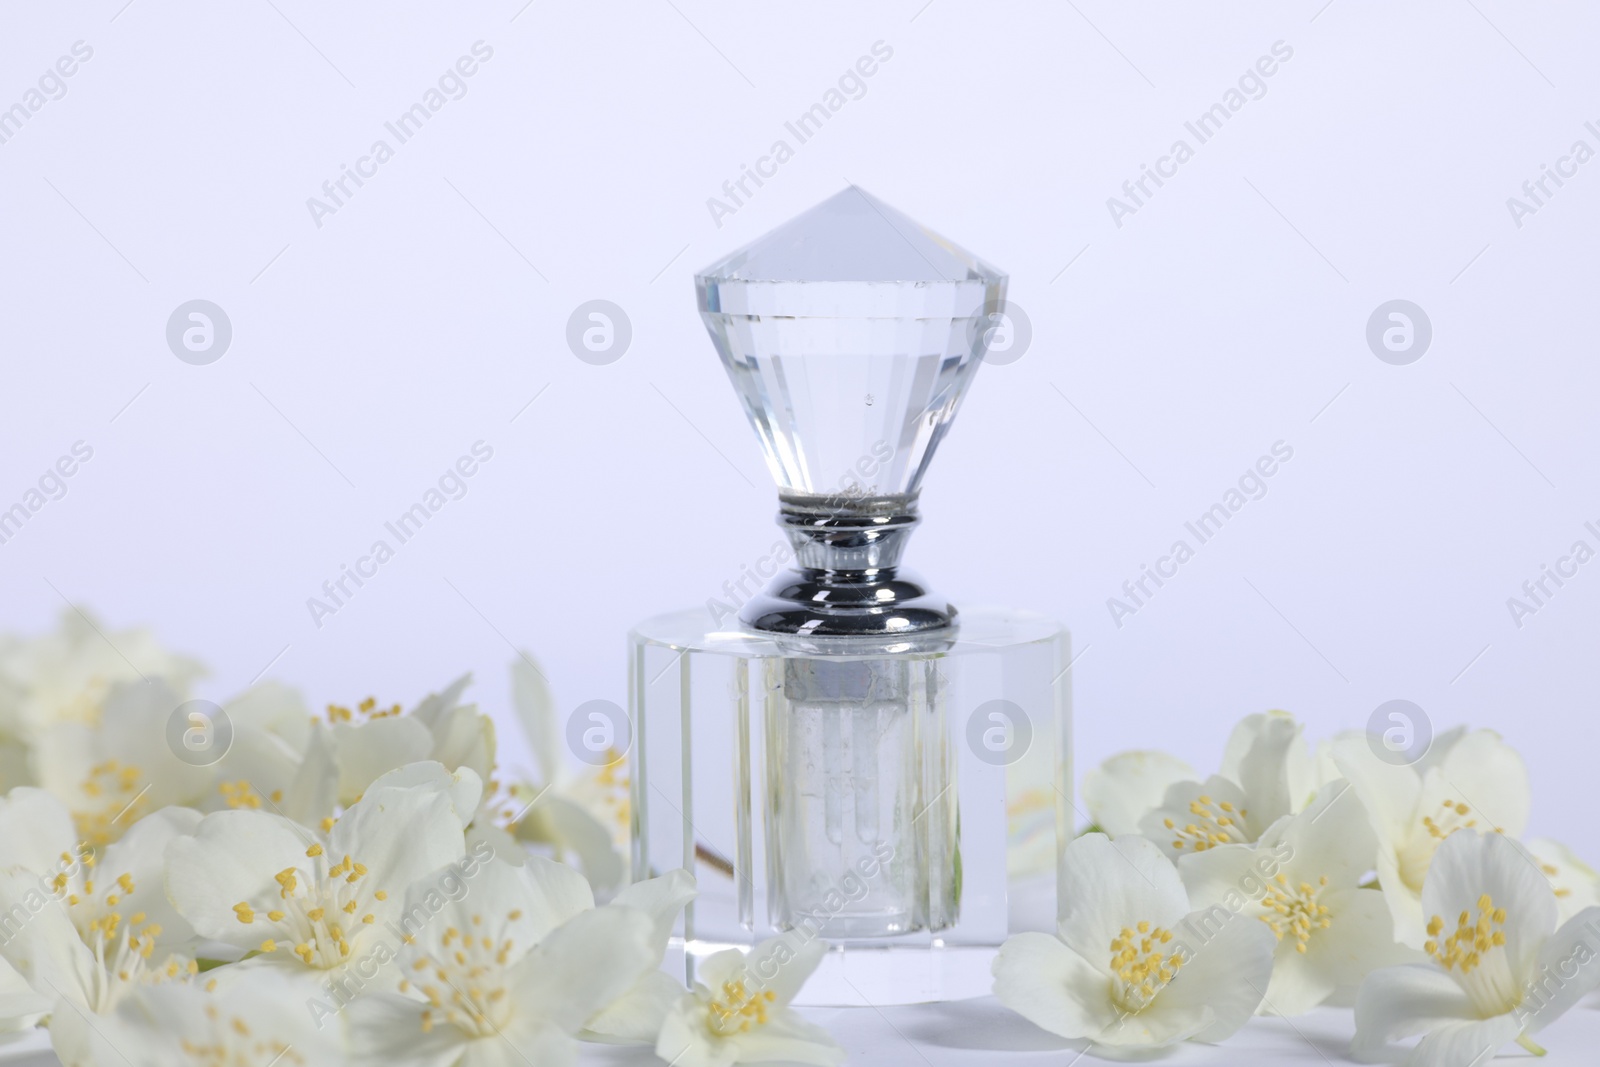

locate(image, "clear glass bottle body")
[[629, 607, 1070, 1004]]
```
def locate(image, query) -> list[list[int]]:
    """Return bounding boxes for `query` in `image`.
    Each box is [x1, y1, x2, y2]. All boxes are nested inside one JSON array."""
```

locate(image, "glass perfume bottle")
[[629, 188, 1071, 1004]]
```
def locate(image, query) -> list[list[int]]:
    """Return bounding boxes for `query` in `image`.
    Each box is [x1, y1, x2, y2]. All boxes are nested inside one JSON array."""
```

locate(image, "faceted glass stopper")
[[696, 187, 1007, 503]]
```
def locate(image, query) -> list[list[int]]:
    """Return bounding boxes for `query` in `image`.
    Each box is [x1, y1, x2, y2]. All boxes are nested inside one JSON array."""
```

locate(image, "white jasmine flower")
[[1333, 729, 1530, 946], [1218, 711, 1315, 812], [1082, 750, 1196, 837], [350, 841, 689, 1045], [0, 608, 203, 760], [501, 655, 626, 892], [165, 762, 480, 975], [993, 833, 1275, 1051], [500, 772, 627, 894], [1140, 711, 1310, 859], [411, 675, 496, 784], [221, 680, 317, 745], [459, 858, 693, 1043], [0, 738, 24, 805], [656, 933, 843, 1067], [104, 968, 346, 1067], [0, 870, 198, 1067], [1352, 830, 1600, 1065], [207, 719, 340, 830], [321, 676, 497, 807], [396, 676, 520, 873], [321, 697, 436, 806], [31, 679, 215, 846], [205, 682, 340, 827], [1525, 837, 1600, 924], [1312, 725, 1467, 796], [1180, 782, 1417, 1015], [0, 959, 46, 1033], [347, 855, 658, 1067], [0, 789, 203, 1066], [583, 868, 697, 1043], [0, 787, 200, 958]]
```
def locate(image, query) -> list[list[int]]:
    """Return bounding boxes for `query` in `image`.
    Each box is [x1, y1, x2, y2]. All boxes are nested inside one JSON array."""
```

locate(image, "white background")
[[2, 0, 1597, 857]]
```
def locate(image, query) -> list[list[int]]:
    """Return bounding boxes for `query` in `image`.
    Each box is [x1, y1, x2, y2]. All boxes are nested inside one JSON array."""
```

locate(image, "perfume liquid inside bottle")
[[769, 656, 954, 940]]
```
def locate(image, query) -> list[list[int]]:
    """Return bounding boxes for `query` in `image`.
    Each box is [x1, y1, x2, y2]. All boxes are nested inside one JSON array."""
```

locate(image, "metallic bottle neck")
[[738, 492, 957, 638]]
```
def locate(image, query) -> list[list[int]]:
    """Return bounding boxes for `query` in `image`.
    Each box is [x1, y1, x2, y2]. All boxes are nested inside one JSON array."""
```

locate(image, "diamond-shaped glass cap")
[[697, 187, 1007, 501]]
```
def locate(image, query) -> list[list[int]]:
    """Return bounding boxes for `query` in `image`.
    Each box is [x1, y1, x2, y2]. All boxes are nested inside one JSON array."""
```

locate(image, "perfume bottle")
[[629, 188, 1071, 1004]]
